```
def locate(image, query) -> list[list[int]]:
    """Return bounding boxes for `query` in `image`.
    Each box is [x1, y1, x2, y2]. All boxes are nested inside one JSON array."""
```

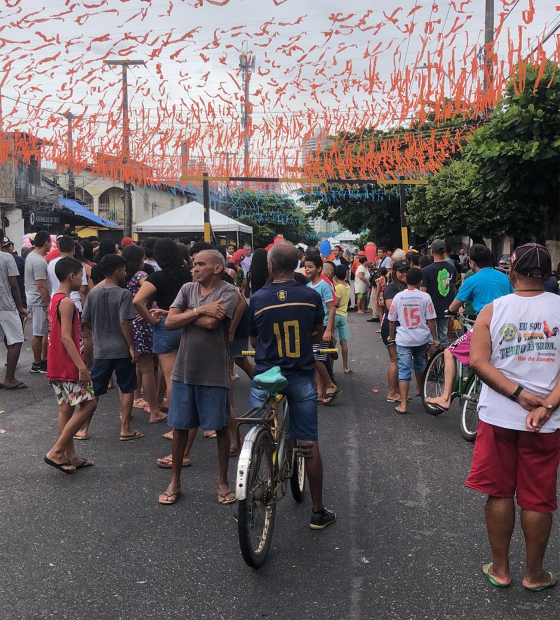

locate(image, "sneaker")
[[31, 361, 47, 374], [310, 507, 337, 530]]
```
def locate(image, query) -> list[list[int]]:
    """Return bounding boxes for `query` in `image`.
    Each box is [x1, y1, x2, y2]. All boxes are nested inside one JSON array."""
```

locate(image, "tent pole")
[[237, 229, 239, 248]]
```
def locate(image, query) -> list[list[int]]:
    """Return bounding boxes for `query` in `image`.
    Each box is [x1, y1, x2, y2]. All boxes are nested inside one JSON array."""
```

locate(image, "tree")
[[407, 159, 494, 244], [466, 61, 560, 241], [224, 189, 317, 248], [299, 185, 403, 249]]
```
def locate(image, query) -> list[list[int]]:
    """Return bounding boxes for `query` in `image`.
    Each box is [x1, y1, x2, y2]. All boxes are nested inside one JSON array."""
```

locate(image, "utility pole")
[[66, 112, 76, 196], [103, 59, 146, 238], [483, 0, 494, 94], [239, 48, 255, 184]]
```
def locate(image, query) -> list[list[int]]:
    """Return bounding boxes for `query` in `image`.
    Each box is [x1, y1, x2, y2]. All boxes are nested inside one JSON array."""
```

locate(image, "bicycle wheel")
[[460, 375, 480, 442], [422, 349, 446, 415], [238, 428, 277, 568], [290, 443, 306, 503]]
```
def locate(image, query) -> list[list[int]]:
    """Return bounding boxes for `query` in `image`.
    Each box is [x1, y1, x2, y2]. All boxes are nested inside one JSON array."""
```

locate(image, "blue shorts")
[[153, 318, 182, 355], [396, 344, 428, 382], [167, 381, 230, 431], [334, 315, 349, 341], [91, 357, 137, 397], [249, 373, 318, 441]]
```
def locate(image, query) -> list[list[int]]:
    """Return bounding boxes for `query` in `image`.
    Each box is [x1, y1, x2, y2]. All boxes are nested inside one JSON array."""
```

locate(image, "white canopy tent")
[[132, 201, 253, 246]]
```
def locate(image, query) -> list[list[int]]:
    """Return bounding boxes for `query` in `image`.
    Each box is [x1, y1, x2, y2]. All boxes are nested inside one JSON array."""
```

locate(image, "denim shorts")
[[428, 317, 450, 348], [167, 381, 230, 431], [91, 357, 138, 396], [153, 317, 182, 354], [334, 314, 349, 341], [396, 344, 428, 382], [249, 372, 318, 441]]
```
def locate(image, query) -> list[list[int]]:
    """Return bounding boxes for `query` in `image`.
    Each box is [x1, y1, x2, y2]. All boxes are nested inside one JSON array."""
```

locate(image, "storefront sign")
[[29, 210, 61, 226]]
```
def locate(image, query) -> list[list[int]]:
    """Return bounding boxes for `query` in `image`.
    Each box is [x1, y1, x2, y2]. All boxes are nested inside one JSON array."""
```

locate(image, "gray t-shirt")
[[0, 252, 19, 312], [82, 285, 136, 359], [171, 281, 239, 387], [24, 251, 48, 307]]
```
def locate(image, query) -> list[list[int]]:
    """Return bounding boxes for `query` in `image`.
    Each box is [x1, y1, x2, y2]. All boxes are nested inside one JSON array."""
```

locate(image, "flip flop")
[[386, 397, 400, 402], [1, 382, 29, 390], [74, 458, 94, 469], [73, 434, 89, 440], [119, 431, 144, 441], [523, 571, 557, 592], [158, 489, 182, 505], [424, 399, 450, 412], [217, 491, 236, 505], [43, 456, 74, 474], [156, 457, 192, 469], [344, 369, 354, 374], [204, 431, 217, 438], [483, 563, 511, 588], [149, 415, 168, 424], [316, 393, 325, 403], [394, 406, 408, 414], [322, 389, 342, 405]]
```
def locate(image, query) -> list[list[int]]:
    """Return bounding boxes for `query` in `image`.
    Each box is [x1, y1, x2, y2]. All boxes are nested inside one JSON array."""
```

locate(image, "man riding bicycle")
[[426, 244, 513, 411], [247, 242, 336, 530]]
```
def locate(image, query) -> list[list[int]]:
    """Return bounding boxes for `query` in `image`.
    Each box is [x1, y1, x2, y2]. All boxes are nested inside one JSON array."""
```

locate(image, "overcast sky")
[[1, 0, 558, 180]]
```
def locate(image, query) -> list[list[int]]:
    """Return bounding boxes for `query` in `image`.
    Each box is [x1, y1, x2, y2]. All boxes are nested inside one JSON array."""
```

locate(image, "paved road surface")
[[0, 313, 558, 620]]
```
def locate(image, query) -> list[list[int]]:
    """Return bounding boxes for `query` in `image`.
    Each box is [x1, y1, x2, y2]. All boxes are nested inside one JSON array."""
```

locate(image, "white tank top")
[[478, 292, 560, 432]]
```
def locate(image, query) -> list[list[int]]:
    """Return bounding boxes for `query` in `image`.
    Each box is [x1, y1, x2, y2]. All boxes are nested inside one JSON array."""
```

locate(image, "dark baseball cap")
[[393, 258, 410, 272], [511, 243, 551, 278], [429, 239, 446, 253]]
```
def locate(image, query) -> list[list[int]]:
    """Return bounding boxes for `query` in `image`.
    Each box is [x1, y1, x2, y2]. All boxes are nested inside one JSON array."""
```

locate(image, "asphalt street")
[[0, 312, 558, 620]]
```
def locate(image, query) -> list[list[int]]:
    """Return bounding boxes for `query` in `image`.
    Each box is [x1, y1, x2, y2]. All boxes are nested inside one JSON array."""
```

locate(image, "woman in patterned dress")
[[123, 244, 167, 424]]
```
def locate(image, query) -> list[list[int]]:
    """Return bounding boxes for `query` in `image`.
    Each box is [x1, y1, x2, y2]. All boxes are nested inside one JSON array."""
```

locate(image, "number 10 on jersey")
[[273, 321, 301, 358]]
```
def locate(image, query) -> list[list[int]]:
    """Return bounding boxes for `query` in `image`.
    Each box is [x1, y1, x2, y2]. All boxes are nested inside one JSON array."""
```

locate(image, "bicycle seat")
[[253, 366, 288, 394]]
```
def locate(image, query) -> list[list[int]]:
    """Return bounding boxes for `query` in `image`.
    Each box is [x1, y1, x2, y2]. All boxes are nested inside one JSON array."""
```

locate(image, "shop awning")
[[57, 198, 120, 228]]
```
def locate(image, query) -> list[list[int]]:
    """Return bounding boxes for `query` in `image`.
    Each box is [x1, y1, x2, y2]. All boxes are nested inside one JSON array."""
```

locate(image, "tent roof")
[[132, 201, 252, 234]]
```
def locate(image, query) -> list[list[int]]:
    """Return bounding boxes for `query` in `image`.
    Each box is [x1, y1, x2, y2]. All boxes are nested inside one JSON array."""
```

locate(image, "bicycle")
[[421, 314, 481, 441], [234, 348, 337, 569]]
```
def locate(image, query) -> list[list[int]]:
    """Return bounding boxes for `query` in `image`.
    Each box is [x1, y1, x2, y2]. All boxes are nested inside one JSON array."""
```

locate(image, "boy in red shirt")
[[44, 257, 97, 473]]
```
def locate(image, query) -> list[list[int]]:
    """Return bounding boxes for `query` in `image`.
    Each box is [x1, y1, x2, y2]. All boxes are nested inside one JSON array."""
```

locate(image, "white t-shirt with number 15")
[[388, 288, 437, 347]]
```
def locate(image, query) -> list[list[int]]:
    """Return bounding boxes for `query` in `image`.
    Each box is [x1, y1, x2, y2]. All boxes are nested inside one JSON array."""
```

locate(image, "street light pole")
[[483, 0, 495, 94], [239, 49, 255, 185], [66, 111, 76, 196], [103, 59, 146, 238]]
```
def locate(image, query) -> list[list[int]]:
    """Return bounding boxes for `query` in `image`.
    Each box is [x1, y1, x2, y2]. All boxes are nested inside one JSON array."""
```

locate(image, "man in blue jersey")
[[248, 243, 336, 530], [426, 244, 513, 411]]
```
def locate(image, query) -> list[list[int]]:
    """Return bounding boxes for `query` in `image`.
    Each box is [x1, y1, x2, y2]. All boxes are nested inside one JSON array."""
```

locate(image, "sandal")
[[119, 430, 144, 441], [43, 456, 74, 474], [156, 456, 192, 469], [133, 398, 148, 409], [74, 458, 94, 469], [158, 489, 182, 505], [523, 571, 557, 592], [322, 389, 342, 405], [483, 563, 511, 588], [217, 491, 236, 505]]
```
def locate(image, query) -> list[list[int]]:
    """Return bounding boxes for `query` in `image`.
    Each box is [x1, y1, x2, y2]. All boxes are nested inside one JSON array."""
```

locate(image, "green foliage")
[[224, 190, 317, 248], [407, 160, 496, 242], [300, 187, 402, 249], [465, 61, 560, 240]]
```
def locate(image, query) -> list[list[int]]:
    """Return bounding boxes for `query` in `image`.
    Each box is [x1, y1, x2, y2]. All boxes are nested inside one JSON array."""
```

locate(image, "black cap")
[[392, 258, 410, 272], [429, 239, 446, 254], [511, 243, 551, 278]]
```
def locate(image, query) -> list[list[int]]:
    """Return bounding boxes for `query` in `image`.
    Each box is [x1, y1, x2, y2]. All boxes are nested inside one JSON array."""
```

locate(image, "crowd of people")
[[0, 230, 559, 584]]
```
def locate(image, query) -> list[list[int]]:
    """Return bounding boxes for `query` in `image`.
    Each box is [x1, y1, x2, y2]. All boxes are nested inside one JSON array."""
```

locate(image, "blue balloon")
[[320, 240, 331, 258]]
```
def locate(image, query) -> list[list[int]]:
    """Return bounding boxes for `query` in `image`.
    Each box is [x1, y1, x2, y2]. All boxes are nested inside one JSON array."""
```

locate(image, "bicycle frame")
[[235, 393, 294, 502]]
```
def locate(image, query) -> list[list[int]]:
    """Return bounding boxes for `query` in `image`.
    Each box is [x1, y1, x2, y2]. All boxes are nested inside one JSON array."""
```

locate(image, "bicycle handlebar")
[[241, 349, 338, 357]]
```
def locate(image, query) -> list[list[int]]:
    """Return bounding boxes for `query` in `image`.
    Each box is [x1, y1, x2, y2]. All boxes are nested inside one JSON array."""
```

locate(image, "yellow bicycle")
[[235, 349, 337, 568]]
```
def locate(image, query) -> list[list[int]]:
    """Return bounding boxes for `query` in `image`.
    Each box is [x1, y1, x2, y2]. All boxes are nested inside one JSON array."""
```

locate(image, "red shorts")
[[466, 421, 560, 513]]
